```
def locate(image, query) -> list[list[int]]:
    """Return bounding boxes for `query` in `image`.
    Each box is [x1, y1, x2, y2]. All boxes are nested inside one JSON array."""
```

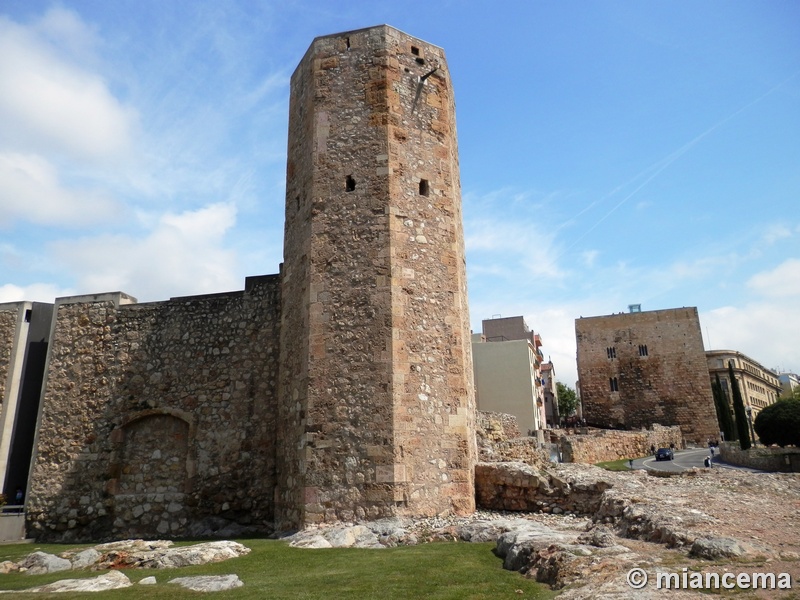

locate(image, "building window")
[[638, 344, 648, 357], [419, 179, 429, 196], [610, 377, 619, 392], [346, 175, 356, 192], [607, 347, 616, 359]]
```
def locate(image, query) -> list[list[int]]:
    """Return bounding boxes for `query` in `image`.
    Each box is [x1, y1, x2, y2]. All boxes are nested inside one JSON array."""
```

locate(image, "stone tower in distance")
[[277, 25, 476, 529]]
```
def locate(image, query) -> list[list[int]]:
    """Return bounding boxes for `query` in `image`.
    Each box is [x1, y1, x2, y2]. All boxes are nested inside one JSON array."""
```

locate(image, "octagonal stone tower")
[[277, 25, 476, 529]]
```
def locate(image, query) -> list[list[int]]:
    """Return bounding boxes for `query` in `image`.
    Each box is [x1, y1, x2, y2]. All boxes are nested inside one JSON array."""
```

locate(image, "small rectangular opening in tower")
[[411, 46, 420, 56], [346, 175, 356, 192], [419, 179, 430, 196], [24, 309, 32, 323]]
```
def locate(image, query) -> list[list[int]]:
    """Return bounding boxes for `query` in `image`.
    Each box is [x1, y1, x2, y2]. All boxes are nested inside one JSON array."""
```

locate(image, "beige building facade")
[[706, 350, 781, 418], [471, 316, 546, 436]]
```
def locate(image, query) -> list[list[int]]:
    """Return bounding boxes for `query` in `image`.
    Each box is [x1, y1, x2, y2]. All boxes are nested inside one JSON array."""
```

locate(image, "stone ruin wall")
[[719, 442, 800, 473], [475, 462, 612, 516], [0, 306, 18, 412], [555, 425, 684, 464], [277, 26, 475, 530], [27, 276, 281, 542], [576, 308, 719, 444], [476, 411, 549, 467]]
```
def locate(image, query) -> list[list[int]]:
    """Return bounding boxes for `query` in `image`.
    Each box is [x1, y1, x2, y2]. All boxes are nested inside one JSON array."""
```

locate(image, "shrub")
[[753, 398, 800, 447]]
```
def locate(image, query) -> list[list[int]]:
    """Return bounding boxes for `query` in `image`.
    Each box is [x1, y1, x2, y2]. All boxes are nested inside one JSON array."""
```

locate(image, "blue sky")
[[1, 1, 798, 386]]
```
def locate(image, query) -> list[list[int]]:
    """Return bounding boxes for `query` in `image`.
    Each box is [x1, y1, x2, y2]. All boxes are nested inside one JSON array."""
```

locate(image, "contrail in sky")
[[554, 69, 800, 261]]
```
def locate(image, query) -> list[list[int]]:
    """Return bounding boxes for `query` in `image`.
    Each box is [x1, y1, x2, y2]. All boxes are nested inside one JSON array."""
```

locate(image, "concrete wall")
[[0, 303, 25, 491], [0, 302, 54, 500], [473, 339, 539, 434], [482, 316, 533, 342], [27, 277, 281, 542], [0, 513, 25, 542], [575, 307, 718, 444]]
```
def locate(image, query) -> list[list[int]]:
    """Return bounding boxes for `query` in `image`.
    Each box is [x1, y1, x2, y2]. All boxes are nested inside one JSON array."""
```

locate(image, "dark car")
[[655, 447, 674, 461]]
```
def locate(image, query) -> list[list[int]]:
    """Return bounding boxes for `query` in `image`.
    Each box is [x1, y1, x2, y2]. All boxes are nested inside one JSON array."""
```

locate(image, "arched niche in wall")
[[108, 409, 196, 495]]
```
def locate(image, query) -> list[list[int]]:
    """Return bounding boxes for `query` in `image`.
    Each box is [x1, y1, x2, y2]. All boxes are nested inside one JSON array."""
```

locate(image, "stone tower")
[[277, 25, 476, 529], [575, 307, 719, 444]]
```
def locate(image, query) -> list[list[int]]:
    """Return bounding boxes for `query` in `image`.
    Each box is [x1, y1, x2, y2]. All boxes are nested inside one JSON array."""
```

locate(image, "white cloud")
[[465, 217, 564, 280], [746, 258, 800, 298], [702, 300, 800, 373], [49, 203, 240, 302], [0, 12, 138, 161], [0, 152, 122, 227], [761, 224, 793, 245], [0, 282, 73, 304]]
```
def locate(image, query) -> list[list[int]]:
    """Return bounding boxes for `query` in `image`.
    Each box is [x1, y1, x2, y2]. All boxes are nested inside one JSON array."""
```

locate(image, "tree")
[[753, 398, 800, 447], [556, 382, 579, 417], [712, 374, 736, 442], [782, 386, 800, 401], [728, 361, 751, 450]]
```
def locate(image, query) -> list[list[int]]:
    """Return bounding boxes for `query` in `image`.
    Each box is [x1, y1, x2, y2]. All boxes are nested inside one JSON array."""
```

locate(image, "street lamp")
[[745, 405, 756, 446]]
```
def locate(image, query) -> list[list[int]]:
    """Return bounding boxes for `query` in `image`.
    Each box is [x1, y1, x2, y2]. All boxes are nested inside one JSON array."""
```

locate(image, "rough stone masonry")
[[16, 25, 476, 542]]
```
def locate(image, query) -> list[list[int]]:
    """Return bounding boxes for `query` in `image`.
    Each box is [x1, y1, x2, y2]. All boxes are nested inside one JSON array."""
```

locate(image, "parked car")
[[655, 447, 674, 461]]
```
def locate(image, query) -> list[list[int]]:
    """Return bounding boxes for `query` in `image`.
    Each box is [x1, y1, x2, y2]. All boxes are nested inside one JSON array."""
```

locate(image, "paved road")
[[630, 447, 730, 472]]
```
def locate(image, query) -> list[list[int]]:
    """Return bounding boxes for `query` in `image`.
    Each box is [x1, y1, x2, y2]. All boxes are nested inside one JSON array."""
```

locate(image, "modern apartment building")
[[471, 317, 546, 436], [778, 372, 800, 399]]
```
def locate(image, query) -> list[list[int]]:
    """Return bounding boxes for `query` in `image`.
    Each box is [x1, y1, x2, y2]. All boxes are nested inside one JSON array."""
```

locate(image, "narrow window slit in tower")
[[346, 175, 356, 192], [419, 179, 429, 196], [411, 46, 420, 56], [345, 37, 350, 50], [24, 309, 32, 323]]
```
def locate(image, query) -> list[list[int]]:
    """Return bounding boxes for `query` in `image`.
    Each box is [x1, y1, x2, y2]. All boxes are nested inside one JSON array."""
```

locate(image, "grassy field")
[[0, 538, 556, 599], [594, 458, 638, 471]]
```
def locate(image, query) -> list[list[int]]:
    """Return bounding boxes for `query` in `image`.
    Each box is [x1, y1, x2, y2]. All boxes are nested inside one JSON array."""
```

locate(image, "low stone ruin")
[[0, 540, 248, 593]]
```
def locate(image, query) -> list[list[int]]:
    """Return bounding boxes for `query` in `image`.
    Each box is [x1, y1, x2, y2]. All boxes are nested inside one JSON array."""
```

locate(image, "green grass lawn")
[[594, 458, 639, 471], [0, 538, 556, 599]]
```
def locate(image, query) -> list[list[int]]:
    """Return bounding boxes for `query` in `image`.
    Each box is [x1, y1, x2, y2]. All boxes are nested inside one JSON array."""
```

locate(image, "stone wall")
[[0, 304, 20, 414], [575, 308, 718, 444], [719, 442, 800, 472], [15, 25, 479, 541], [27, 276, 281, 542], [556, 425, 684, 464], [277, 25, 475, 529], [476, 411, 548, 467], [475, 462, 613, 515]]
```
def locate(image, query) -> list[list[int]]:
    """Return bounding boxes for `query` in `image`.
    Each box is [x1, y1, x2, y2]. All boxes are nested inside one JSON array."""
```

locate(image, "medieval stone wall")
[[27, 276, 281, 541], [0, 305, 18, 411], [575, 308, 718, 444], [475, 462, 613, 516], [277, 25, 475, 529], [476, 411, 548, 466], [556, 425, 683, 464]]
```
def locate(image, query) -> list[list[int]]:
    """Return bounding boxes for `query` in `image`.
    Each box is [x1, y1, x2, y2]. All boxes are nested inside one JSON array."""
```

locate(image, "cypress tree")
[[728, 361, 751, 450], [712, 373, 736, 442]]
